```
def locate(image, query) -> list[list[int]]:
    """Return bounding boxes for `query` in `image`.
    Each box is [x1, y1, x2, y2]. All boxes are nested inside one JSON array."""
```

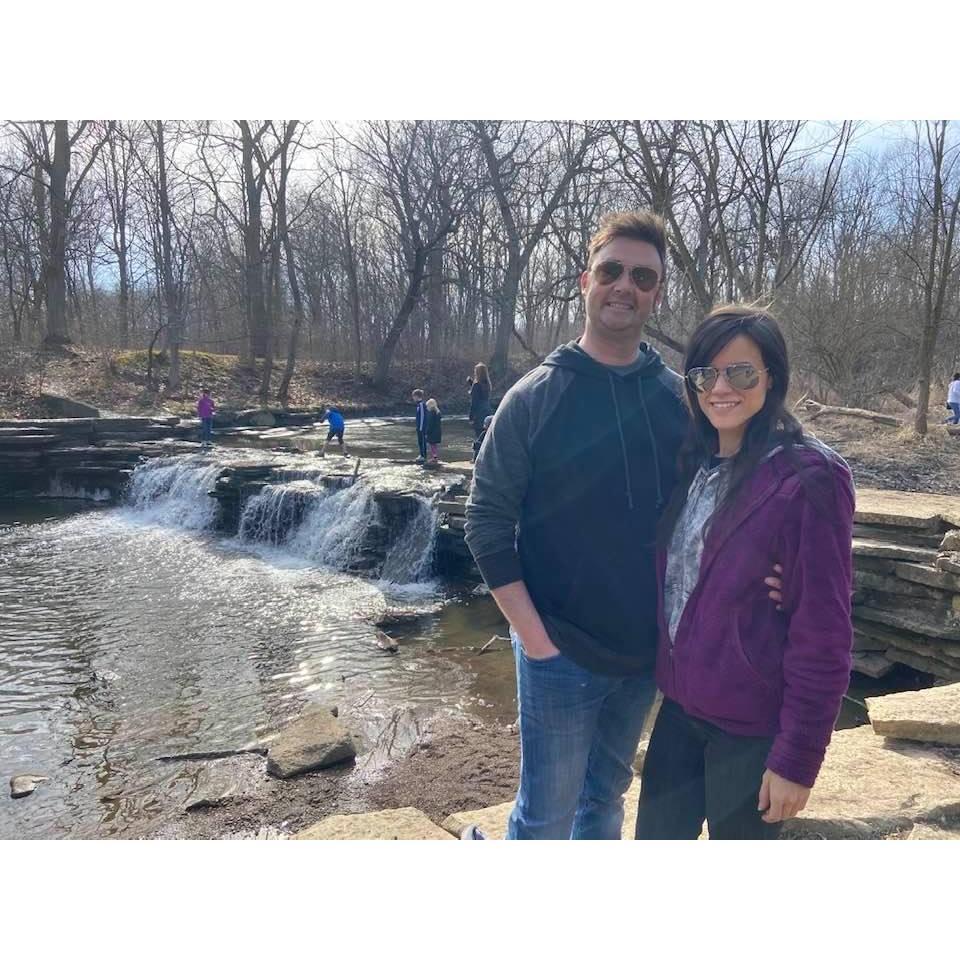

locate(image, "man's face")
[[580, 237, 663, 340]]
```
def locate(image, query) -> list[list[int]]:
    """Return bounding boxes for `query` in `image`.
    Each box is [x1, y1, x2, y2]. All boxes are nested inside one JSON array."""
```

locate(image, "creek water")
[[0, 416, 512, 839]]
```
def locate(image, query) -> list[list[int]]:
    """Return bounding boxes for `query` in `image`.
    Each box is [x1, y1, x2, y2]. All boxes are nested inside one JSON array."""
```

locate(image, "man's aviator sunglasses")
[[687, 362, 767, 394], [591, 259, 660, 292]]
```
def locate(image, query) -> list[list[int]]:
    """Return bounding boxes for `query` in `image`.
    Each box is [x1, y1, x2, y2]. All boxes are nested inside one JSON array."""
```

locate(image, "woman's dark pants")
[[635, 698, 782, 840]]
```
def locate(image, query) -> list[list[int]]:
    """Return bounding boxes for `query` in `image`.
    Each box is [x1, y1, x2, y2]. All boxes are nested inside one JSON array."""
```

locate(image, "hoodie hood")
[[542, 339, 666, 380]]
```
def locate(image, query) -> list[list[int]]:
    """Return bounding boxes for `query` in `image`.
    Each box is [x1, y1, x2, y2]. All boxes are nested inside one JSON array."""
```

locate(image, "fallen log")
[[799, 399, 902, 426]]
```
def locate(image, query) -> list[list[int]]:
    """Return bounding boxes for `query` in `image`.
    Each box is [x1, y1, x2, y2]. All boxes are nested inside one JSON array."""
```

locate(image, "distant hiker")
[[412, 388, 428, 462], [319, 406, 347, 456], [425, 398, 442, 462], [197, 387, 215, 448], [472, 414, 493, 462], [945, 373, 960, 425], [467, 363, 492, 438]]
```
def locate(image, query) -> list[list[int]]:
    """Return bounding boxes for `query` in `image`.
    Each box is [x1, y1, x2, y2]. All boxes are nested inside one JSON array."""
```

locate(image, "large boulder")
[[295, 807, 454, 840], [866, 683, 960, 746], [782, 725, 960, 839], [265, 707, 356, 779]]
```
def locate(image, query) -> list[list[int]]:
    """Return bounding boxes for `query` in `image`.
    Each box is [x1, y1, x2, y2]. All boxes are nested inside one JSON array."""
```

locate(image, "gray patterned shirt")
[[664, 458, 730, 645]]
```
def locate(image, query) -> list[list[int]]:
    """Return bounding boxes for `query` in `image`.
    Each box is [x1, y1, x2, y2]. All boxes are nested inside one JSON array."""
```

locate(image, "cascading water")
[[237, 480, 325, 547], [379, 496, 438, 584], [126, 457, 224, 530], [286, 482, 379, 570]]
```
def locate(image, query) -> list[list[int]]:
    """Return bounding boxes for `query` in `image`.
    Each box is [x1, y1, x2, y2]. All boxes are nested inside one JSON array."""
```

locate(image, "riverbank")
[[0, 346, 528, 421]]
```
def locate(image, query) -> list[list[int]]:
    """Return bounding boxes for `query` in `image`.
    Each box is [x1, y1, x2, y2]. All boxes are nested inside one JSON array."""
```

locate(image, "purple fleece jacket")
[[655, 445, 855, 788], [197, 395, 215, 419]]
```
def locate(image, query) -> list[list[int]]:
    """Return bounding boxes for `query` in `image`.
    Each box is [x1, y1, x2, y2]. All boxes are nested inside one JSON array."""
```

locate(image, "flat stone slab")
[[852, 538, 939, 564], [441, 777, 642, 839], [893, 561, 960, 595], [854, 487, 960, 529], [294, 807, 453, 840], [265, 707, 356, 779], [851, 651, 896, 678], [866, 683, 960, 746], [782, 725, 960, 838]]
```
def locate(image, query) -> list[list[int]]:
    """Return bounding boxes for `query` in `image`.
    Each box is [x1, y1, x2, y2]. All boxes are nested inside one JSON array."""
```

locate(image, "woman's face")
[[693, 334, 771, 452]]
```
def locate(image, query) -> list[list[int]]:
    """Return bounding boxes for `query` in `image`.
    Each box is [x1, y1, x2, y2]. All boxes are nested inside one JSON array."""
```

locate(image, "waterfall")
[[379, 496, 438, 584], [237, 480, 324, 547], [286, 483, 379, 570], [126, 457, 224, 530]]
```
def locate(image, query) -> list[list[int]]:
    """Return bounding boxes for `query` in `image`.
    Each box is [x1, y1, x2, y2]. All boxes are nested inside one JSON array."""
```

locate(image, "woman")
[[635, 305, 855, 840], [467, 363, 492, 438]]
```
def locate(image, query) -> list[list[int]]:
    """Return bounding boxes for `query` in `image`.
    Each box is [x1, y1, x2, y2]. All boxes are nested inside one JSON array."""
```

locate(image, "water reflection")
[[0, 441, 509, 839]]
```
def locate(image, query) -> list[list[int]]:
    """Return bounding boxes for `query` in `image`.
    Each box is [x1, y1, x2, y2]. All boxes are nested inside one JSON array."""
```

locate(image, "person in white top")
[[945, 373, 960, 425]]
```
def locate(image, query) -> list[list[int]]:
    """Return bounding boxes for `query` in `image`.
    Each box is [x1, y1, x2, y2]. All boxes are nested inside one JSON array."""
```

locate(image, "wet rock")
[[183, 757, 261, 811], [265, 706, 357, 779], [866, 682, 960, 745], [782, 726, 960, 839], [295, 807, 454, 840], [374, 629, 399, 652], [10, 774, 49, 799]]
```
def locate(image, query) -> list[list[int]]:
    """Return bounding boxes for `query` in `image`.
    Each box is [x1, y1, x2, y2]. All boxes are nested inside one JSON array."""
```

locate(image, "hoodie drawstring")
[[607, 373, 666, 513], [608, 374, 635, 510]]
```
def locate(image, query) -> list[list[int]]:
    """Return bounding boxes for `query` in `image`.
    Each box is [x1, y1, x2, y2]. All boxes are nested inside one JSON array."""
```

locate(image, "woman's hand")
[[758, 769, 811, 823]]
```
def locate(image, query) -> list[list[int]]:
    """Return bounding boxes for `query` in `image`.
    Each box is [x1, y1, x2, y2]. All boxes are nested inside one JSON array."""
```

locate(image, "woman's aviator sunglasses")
[[592, 259, 660, 292], [687, 362, 767, 394]]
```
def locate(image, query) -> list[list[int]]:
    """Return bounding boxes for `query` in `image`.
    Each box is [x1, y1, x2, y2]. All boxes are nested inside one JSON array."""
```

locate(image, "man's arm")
[[464, 377, 558, 659]]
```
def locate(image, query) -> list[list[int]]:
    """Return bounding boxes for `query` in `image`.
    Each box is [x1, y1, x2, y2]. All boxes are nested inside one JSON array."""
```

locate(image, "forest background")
[[0, 119, 957, 432]]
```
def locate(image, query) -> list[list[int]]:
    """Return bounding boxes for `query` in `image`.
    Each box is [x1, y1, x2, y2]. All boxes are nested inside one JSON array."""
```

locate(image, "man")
[[412, 388, 428, 462], [464, 210, 688, 839]]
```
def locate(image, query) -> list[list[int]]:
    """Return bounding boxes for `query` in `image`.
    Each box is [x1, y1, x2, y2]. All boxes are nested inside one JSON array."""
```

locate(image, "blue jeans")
[[200, 417, 213, 444], [945, 402, 960, 425], [508, 630, 657, 840]]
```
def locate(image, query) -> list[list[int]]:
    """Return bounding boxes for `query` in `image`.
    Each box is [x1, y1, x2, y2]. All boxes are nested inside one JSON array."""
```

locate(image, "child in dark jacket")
[[472, 415, 493, 462], [425, 398, 442, 462], [635, 305, 854, 841]]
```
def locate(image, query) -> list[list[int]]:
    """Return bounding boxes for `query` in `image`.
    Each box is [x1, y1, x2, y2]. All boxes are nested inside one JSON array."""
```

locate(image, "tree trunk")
[[156, 122, 182, 392], [43, 120, 70, 347], [373, 247, 429, 388]]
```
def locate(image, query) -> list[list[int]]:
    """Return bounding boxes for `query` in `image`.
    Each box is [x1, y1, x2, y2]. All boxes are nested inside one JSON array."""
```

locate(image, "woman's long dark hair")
[[659, 304, 806, 542]]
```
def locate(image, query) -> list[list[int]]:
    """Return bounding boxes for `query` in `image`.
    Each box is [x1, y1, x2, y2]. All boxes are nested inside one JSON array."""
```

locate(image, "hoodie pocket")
[[680, 609, 777, 725]]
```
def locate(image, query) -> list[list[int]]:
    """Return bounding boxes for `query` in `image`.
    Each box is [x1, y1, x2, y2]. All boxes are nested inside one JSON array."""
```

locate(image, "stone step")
[[852, 537, 939, 564]]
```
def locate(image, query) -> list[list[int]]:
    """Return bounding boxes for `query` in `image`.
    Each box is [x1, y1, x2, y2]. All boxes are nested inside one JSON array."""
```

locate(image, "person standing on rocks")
[[319, 406, 347, 457], [634, 306, 855, 840], [467, 363, 492, 439], [425, 398, 443, 463], [197, 387, 215, 449], [412, 389, 428, 462], [464, 212, 690, 839], [944, 372, 960, 425]]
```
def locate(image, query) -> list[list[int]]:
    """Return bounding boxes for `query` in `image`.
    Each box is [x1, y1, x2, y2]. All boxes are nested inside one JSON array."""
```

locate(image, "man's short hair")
[[587, 210, 668, 276], [412, 389, 424, 400]]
